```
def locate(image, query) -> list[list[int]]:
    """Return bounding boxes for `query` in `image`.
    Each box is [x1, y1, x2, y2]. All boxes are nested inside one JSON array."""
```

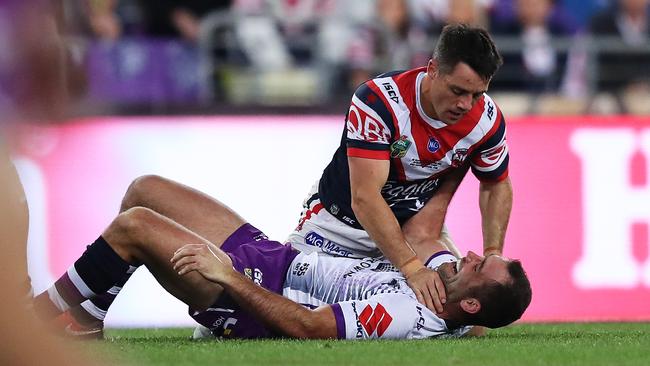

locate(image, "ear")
[[460, 298, 481, 314], [427, 59, 438, 78]]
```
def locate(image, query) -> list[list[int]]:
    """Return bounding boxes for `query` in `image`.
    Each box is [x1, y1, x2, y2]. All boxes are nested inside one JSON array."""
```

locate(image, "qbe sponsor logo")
[[347, 103, 391, 143]]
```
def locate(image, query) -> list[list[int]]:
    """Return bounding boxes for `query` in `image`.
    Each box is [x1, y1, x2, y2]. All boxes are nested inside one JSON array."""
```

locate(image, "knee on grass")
[[108, 207, 161, 261]]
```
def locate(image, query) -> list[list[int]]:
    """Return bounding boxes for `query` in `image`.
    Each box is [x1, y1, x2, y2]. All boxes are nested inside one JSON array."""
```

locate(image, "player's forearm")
[[402, 168, 467, 259], [479, 177, 513, 255], [401, 200, 447, 248], [351, 193, 422, 275], [219, 271, 336, 339]]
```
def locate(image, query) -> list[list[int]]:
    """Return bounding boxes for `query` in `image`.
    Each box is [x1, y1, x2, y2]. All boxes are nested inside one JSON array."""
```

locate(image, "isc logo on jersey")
[[381, 82, 400, 103]]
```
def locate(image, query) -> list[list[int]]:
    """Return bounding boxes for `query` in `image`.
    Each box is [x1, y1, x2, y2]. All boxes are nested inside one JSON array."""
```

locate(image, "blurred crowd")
[[1, 0, 650, 116]]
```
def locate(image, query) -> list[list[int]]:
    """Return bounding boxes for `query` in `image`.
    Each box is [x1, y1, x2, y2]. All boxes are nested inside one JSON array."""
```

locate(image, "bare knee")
[[106, 207, 159, 262], [120, 174, 167, 212]]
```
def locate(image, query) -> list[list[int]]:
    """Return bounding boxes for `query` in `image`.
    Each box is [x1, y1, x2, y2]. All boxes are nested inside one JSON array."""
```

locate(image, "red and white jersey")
[[283, 251, 472, 339], [316, 67, 509, 229]]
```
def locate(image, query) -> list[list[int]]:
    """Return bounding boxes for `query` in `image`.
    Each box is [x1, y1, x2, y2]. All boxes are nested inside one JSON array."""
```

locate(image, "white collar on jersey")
[[424, 250, 456, 270], [415, 72, 448, 130]]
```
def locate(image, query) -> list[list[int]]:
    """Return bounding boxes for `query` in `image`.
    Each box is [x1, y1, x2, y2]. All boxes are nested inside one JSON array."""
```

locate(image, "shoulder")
[[356, 68, 423, 96]]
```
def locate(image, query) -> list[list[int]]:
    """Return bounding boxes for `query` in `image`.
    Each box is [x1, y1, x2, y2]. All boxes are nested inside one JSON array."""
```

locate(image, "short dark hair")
[[465, 260, 532, 328], [433, 24, 503, 81]]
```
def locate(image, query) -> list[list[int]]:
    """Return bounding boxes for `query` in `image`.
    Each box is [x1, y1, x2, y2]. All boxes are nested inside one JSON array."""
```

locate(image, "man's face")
[[424, 61, 489, 125], [437, 251, 511, 301]]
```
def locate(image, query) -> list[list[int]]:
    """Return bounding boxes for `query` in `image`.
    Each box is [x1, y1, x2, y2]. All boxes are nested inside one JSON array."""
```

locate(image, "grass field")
[[82, 323, 650, 366]]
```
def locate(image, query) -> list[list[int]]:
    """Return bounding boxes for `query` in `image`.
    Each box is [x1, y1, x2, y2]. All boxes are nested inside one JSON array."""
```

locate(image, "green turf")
[[84, 323, 650, 366]]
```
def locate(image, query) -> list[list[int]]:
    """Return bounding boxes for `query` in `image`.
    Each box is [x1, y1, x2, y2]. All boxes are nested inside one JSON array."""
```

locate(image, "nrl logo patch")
[[390, 136, 412, 158]]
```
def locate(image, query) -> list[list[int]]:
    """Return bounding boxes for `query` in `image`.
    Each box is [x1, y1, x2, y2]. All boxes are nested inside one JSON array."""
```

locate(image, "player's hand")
[[171, 243, 234, 283], [405, 267, 446, 314]]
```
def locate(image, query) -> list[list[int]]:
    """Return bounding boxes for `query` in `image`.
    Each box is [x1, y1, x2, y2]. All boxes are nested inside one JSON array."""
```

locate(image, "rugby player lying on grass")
[[33, 183, 531, 340]]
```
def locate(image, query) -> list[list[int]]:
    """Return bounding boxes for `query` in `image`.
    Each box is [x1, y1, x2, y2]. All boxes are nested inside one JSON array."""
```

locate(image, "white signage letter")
[[571, 129, 650, 288]]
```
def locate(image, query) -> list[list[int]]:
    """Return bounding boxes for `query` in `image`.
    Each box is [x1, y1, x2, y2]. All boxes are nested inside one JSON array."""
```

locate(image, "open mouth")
[[436, 261, 460, 277], [449, 110, 465, 119]]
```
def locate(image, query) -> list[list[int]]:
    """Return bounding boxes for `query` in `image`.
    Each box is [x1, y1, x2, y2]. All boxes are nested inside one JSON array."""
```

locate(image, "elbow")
[[350, 189, 375, 217], [289, 310, 338, 339], [292, 320, 333, 340], [350, 199, 363, 218], [294, 327, 321, 340]]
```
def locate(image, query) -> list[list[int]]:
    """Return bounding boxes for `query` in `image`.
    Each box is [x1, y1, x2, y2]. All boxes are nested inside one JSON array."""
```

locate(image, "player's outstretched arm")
[[220, 272, 337, 339], [478, 176, 512, 256], [348, 157, 447, 313], [348, 157, 410, 267], [172, 244, 337, 339]]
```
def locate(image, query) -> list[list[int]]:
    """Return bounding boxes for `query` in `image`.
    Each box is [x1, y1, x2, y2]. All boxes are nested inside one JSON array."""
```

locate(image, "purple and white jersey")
[[283, 251, 473, 339]]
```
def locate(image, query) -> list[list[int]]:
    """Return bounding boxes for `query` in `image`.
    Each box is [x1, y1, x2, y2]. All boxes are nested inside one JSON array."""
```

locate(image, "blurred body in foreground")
[[0, 1, 91, 364]]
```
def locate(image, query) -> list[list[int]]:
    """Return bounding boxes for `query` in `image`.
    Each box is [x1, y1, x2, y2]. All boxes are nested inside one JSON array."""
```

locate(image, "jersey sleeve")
[[470, 107, 509, 182], [345, 82, 395, 160], [328, 292, 462, 340]]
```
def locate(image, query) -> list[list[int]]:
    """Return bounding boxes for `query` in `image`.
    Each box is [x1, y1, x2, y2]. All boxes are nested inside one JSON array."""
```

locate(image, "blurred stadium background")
[[2, 0, 650, 329]]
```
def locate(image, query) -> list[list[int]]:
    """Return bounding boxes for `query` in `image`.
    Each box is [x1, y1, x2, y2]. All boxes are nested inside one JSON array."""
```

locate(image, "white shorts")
[[286, 201, 380, 258], [285, 181, 451, 258]]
